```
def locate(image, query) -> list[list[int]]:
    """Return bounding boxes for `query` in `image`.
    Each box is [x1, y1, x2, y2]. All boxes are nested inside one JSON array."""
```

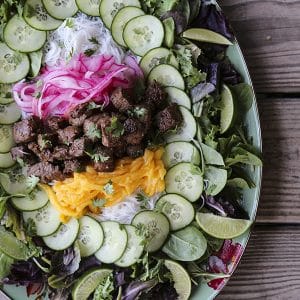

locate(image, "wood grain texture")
[[218, 226, 300, 299], [256, 97, 300, 223], [219, 0, 300, 93]]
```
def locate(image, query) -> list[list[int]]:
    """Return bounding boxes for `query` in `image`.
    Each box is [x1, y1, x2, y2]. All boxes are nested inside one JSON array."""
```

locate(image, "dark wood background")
[[217, 1, 300, 299]]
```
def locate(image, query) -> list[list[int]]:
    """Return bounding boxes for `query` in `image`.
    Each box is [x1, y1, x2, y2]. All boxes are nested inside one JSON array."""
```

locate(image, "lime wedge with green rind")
[[220, 84, 235, 134], [0, 226, 29, 260], [72, 268, 112, 300], [164, 260, 191, 300], [182, 28, 233, 45], [196, 212, 252, 239]]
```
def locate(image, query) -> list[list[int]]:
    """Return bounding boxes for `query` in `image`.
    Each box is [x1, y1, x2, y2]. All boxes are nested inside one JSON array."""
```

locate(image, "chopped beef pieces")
[[28, 142, 54, 162], [57, 126, 81, 145], [123, 118, 145, 145], [53, 145, 70, 161], [126, 144, 144, 158], [99, 115, 124, 148], [10, 145, 37, 165], [27, 162, 64, 183], [69, 137, 90, 158], [63, 160, 83, 175], [37, 133, 57, 150], [92, 146, 115, 172], [110, 87, 133, 112], [113, 145, 126, 158], [144, 81, 168, 111], [83, 115, 102, 142], [156, 104, 183, 133], [130, 105, 152, 130], [13, 116, 40, 143], [44, 116, 67, 131], [69, 103, 93, 126]]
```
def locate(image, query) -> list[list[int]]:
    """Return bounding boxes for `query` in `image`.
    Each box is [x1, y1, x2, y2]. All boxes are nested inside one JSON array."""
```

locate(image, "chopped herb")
[[93, 198, 106, 208], [26, 175, 39, 191], [136, 192, 149, 209], [103, 180, 114, 195], [65, 18, 74, 28], [87, 102, 104, 111], [89, 37, 99, 45], [24, 217, 37, 236], [86, 151, 109, 163], [84, 48, 96, 57], [36, 79, 43, 88], [105, 116, 124, 138], [39, 135, 52, 150], [86, 124, 102, 140], [93, 273, 114, 300], [133, 106, 146, 118]]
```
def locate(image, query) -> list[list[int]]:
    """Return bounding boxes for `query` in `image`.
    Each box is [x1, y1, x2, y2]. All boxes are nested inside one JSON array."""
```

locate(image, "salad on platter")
[[0, 0, 262, 299]]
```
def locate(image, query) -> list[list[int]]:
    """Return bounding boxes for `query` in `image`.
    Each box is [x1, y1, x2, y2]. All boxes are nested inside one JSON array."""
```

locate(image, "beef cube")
[[113, 146, 126, 158], [126, 144, 144, 158], [110, 87, 133, 112], [130, 105, 152, 130], [156, 104, 183, 133], [123, 118, 145, 145], [37, 133, 57, 150], [27, 162, 65, 183], [57, 126, 81, 145], [10, 145, 37, 165], [13, 116, 41, 143], [44, 116, 67, 131], [92, 146, 114, 172], [28, 142, 54, 162], [144, 81, 167, 111], [83, 115, 102, 142], [99, 115, 124, 148], [69, 103, 93, 127], [53, 145, 70, 161], [63, 160, 84, 175], [69, 137, 90, 158]]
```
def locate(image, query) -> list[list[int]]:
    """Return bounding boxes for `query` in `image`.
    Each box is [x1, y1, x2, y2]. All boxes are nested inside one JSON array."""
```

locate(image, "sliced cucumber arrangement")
[[123, 15, 164, 56], [115, 224, 144, 267], [76, 0, 101, 16], [132, 210, 169, 252], [11, 188, 49, 211], [165, 162, 203, 202], [100, 0, 141, 29], [111, 6, 144, 47], [77, 216, 104, 257], [162, 141, 201, 169], [24, 0, 63, 31], [140, 47, 178, 77], [156, 194, 195, 231], [4, 15, 47, 53], [148, 64, 185, 90], [0, 102, 21, 125], [95, 221, 128, 263], [0, 43, 30, 84], [0, 152, 15, 169], [43, 218, 79, 250], [42, 0, 78, 20], [165, 86, 191, 109], [23, 202, 61, 236], [166, 106, 197, 142], [0, 170, 33, 195], [0, 125, 15, 153]]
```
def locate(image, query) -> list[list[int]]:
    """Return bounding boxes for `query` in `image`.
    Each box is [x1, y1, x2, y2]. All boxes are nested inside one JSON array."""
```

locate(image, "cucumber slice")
[[140, 47, 178, 77], [115, 224, 144, 267], [148, 64, 185, 90], [43, 218, 79, 250], [156, 194, 195, 231], [201, 142, 224, 166], [0, 43, 30, 84], [0, 102, 21, 125], [165, 106, 197, 142], [163, 17, 175, 48], [165, 86, 191, 109], [0, 152, 15, 169], [77, 216, 104, 257], [23, 202, 61, 236], [132, 210, 170, 253], [95, 221, 128, 263], [11, 188, 49, 211], [162, 141, 200, 169], [204, 166, 227, 196], [165, 162, 203, 202], [42, 0, 78, 20], [0, 84, 13, 99], [111, 6, 145, 47], [4, 15, 47, 53], [0, 97, 14, 105], [0, 125, 15, 153], [123, 15, 164, 56], [24, 0, 63, 31], [76, 0, 100, 16], [100, 0, 141, 29]]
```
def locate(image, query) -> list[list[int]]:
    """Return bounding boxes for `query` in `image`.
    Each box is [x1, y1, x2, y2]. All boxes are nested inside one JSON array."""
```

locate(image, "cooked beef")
[[113, 145, 126, 158], [69, 103, 93, 127], [83, 115, 102, 142], [126, 144, 144, 158], [92, 146, 114, 172], [69, 137, 90, 158], [53, 145, 70, 161], [44, 116, 67, 131], [37, 133, 57, 150], [156, 104, 183, 133], [123, 118, 145, 145], [130, 105, 152, 130], [144, 81, 167, 111], [13, 116, 41, 144], [57, 126, 81, 145], [63, 160, 84, 175], [99, 115, 124, 148], [10, 145, 37, 165], [27, 162, 65, 183], [110, 87, 133, 112], [28, 142, 54, 162]]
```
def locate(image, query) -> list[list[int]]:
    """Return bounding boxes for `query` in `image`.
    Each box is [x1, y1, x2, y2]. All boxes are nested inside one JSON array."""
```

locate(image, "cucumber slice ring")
[[76, 0, 101, 16], [42, 0, 78, 20], [0, 152, 15, 169], [0, 102, 21, 125]]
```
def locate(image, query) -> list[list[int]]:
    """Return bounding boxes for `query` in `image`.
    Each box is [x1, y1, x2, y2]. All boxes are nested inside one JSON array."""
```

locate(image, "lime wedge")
[[72, 268, 112, 300], [196, 212, 252, 239], [220, 84, 235, 134], [182, 28, 233, 45], [0, 226, 29, 260], [164, 260, 191, 300]]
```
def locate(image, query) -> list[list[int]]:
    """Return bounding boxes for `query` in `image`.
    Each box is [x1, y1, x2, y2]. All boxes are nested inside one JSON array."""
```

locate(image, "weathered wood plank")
[[218, 225, 300, 299], [257, 97, 300, 223], [219, 0, 300, 93]]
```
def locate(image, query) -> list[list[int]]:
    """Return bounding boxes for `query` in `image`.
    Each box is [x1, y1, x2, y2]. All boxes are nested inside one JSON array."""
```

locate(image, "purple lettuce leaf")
[[121, 278, 158, 300], [140, 282, 178, 300]]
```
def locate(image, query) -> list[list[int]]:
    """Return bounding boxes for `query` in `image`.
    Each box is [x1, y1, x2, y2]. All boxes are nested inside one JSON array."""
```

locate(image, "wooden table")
[[216, 1, 300, 299]]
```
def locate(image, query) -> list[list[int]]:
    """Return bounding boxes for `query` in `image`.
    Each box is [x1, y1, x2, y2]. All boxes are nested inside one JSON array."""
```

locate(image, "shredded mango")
[[42, 148, 166, 222]]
